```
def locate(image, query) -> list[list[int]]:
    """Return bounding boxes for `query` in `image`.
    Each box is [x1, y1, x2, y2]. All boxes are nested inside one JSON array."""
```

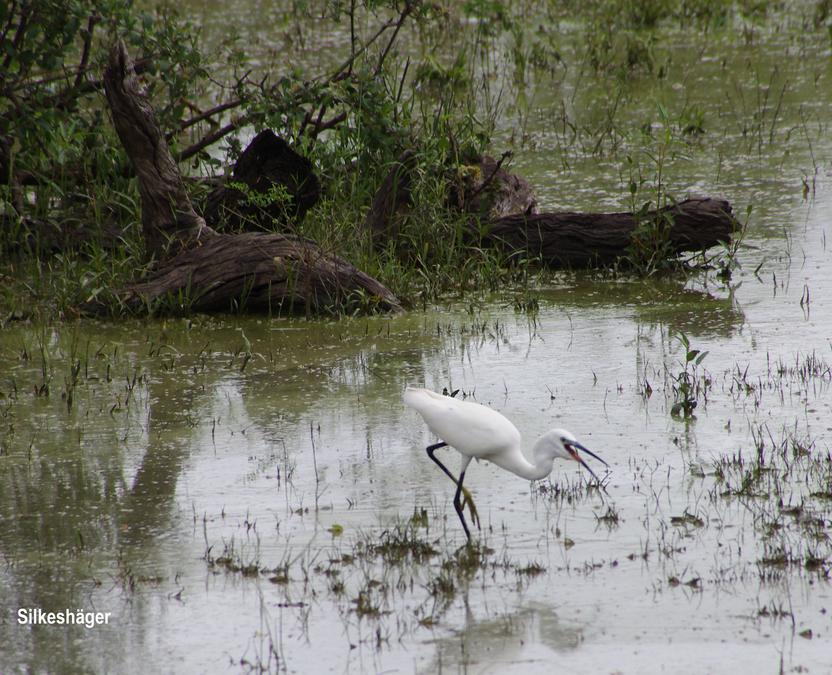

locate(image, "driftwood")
[[90, 232, 401, 314], [90, 41, 401, 316], [480, 197, 736, 268], [362, 147, 735, 268], [202, 130, 321, 231]]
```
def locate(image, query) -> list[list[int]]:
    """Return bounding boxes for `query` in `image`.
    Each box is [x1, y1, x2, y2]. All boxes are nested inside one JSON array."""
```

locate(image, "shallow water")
[[3, 4, 832, 674]]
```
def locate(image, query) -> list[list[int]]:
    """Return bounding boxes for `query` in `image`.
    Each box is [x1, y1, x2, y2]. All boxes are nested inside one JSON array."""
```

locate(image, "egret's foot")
[[461, 486, 481, 531]]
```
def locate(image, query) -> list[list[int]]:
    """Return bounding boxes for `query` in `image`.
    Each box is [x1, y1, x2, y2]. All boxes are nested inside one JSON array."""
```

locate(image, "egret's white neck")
[[494, 435, 557, 481]]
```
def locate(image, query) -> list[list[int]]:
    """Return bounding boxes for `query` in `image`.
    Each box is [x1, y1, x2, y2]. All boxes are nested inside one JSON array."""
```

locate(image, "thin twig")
[[176, 120, 243, 163], [73, 13, 98, 91], [311, 111, 347, 135], [1, 1, 21, 67], [349, 0, 357, 75], [173, 98, 243, 134], [466, 151, 512, 202], [322, 14, 399, 84], [3, 3, 31, 74], [375, 1, 414, 76], [311, 102, 328, 137], [393, 57, 410, 125]]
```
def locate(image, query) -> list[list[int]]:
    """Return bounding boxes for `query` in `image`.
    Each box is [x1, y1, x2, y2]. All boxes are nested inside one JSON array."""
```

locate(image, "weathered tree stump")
[[362, 151, 536, 247], [92, 40, 401, 316], [362, 149, 417, 246], [103, 41, 215, 259], [448, 153, 537, 220], [202, 130, 321, 231], [479, 197, 736, 268]]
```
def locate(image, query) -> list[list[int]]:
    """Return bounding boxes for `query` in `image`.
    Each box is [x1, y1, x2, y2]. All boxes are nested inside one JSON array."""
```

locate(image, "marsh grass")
[[709, 422, 832, 577], [198, 512, 561, 638], [205, 535, 263, 577]]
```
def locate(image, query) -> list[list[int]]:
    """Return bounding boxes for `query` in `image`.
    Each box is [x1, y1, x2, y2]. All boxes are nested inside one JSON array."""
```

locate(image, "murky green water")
[[3, 5, 832, 674]]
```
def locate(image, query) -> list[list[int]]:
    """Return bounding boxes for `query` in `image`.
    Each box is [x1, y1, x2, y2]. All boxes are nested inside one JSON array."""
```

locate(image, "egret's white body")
[[404, 386, 607, 539]]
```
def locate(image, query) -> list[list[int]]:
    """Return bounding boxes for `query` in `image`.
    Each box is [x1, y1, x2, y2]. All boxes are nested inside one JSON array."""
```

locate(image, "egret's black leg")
[[426, 443, 477, 541], [426, 442, 457, 484], [453, 468, 472, 542]]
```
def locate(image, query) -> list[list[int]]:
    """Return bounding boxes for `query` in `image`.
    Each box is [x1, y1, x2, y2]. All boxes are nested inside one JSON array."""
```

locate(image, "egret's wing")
[[404, 387, 521, 458]]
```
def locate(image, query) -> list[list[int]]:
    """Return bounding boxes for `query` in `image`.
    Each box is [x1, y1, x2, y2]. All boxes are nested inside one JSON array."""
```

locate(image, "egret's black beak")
[[565, 441, 608, 483]]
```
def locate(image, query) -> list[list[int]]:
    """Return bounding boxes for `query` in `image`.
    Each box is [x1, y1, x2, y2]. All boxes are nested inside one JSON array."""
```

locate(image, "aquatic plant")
[[669, 332, 710, 419]]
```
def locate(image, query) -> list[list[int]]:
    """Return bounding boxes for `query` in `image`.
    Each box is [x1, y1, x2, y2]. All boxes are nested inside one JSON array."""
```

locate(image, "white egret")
[[404, 386, 608, 540]]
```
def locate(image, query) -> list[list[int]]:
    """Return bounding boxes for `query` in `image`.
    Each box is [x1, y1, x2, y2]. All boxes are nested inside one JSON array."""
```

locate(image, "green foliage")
[[462, 0, 513, 34], [670, 332, 710, 419], [414, 54, 470, 92], [581, 0, 663, 75], [225, 181, 294, 231], [0, 0, 770, 319], [677, 104, 706, 137], [626, 200, 677, 275], [621, 103, 698, 276], [0, 0, 205, 261]]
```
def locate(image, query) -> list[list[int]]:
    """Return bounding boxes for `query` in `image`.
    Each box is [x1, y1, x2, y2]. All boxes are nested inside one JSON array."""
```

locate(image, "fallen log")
[[81, 231, 401, 314], [479, 197, 737, 268], [362, 152, 733, 270], [91, 40, 400, 316]]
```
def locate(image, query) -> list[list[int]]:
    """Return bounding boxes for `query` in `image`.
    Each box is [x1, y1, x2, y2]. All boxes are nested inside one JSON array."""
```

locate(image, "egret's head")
[[544, 428, 608, 482]]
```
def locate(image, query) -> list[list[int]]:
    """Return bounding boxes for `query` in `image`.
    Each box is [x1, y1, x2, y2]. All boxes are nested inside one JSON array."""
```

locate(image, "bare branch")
[[104, 39, 213, 258], [323, 15, 398, 84], [296, 3, 417, 142], [466, 151, 512, 203], [3, 3, 32, 75], [175, 120, 244, 163], [73, 13, 98, 90], [172, 98, 243, 135], [375, 1, 415, 76], [311, 111, 347, 136], [0, 1, 20, 59]]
